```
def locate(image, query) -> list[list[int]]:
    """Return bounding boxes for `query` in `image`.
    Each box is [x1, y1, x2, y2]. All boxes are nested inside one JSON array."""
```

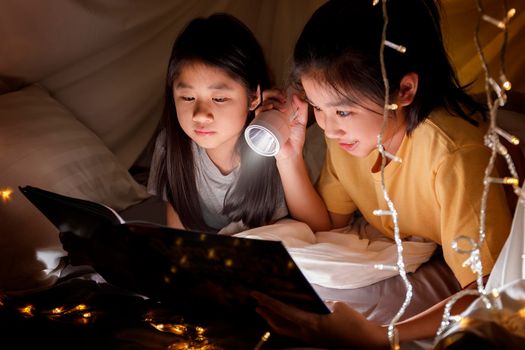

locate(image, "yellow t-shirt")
[[317, 109, 512, 287]]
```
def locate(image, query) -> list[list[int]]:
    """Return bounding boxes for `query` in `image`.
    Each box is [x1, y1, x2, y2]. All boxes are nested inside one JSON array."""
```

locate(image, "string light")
[[482, 14, 506, 29], [375, 1, 412, 349], [253, 331, 271, 350], [435, 0, 522, 341], [488, 77, 507, 106], [481, 8, 516, 29], [500, 74, 512, 91], [374, 264, 399, 272], [485, 176, 519, 186], [495, 127, 519, 145], [384, 40, 407, 54], [0, 295, 226, 349]]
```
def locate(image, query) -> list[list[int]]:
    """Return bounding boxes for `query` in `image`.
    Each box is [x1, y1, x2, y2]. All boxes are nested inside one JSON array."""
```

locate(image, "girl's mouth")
[[338, 140, 359, 152], [195, 129, 216, 136]]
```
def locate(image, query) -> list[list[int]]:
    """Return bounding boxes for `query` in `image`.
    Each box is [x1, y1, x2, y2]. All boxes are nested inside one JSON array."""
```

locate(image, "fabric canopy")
[[1, 0, 524, 168]]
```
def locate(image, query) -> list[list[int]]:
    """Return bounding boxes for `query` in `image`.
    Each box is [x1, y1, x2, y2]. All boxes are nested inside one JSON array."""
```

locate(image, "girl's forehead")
[[174, 61, 241, 89], [301, 75, 382, 112], [301, 76, 349, 104], [177, 61, 227, 79]]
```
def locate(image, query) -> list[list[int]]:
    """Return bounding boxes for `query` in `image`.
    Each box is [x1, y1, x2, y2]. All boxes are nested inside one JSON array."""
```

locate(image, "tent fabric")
[[1, 0, 524, 169], [0, 0, 323, 168]]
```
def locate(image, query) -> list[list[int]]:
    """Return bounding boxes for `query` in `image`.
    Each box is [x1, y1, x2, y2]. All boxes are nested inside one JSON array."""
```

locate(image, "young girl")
[[253, 0, 512, 347], [147, 13, 287, 235]]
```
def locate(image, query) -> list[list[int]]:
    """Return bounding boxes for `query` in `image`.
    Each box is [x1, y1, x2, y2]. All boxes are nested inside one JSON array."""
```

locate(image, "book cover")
[[19, 185, 330, 322]]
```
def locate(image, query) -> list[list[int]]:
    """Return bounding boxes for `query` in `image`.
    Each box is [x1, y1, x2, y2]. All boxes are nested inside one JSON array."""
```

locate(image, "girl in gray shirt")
[[148, 14, 287, 234]]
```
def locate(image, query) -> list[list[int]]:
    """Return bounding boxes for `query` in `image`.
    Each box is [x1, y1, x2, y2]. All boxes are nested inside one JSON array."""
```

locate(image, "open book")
[[19, 185, 330, 321]]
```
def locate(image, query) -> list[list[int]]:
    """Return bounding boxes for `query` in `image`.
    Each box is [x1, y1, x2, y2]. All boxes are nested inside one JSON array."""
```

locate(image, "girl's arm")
[[166, 202, 184, 229], [272, 92, 332, 231], [252, 279, 480, 349], [276, 152, 332, 232], [394, 294, 478, 342], [394, 276, 484, 342]]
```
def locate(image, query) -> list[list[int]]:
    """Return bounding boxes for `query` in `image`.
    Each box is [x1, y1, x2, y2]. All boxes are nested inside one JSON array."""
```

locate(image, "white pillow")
[[0, 84, 150, 293]]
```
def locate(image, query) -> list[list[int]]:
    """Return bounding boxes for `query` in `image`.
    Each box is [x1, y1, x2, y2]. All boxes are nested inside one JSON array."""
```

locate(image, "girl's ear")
[[397, 72, 418, 107], [249, 85, 262, 111]]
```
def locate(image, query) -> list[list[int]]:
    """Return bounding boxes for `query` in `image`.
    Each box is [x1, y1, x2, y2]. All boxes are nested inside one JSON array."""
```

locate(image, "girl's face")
[[301, 75, 406, 158], [173, 62, 257, 156]]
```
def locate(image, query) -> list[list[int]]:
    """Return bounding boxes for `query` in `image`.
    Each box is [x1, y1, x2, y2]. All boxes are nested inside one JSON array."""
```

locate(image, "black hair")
[[153, 13, 283, 232], [292, 0, 485, 134]]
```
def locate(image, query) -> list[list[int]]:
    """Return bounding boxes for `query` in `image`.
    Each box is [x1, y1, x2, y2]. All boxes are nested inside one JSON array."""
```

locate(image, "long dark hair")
[[292, 0, 485, 134], [153, 13, 283, 232]]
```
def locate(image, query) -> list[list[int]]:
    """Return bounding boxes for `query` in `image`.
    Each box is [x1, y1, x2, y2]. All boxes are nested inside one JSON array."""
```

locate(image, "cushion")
[[0, 84, 150, 293]]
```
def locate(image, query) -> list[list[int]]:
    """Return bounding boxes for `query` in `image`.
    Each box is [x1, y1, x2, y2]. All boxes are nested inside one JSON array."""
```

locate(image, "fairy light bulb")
[[495, 127, 520, 145], [1, 188, 12, 202], [482, 14, 506, 29], [500, 73, 512, 91], [384, 40, 407, 53]]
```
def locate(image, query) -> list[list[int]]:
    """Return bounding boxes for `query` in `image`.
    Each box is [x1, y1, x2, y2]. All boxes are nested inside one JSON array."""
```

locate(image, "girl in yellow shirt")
[[254, 0, 512, 348]]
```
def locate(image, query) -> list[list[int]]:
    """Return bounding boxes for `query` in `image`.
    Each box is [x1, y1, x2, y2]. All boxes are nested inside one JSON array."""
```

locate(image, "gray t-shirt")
[[147, 130, 288, 234]]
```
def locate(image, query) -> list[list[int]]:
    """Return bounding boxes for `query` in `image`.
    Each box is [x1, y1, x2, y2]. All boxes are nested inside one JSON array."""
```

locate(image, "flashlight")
[[245, 108, 298, 157]]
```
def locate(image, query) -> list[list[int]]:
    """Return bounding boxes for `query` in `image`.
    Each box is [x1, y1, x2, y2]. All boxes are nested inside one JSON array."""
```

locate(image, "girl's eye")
[[180, 96, 195, 102], [311, 105, 322, 112], [213, 97, 229, 103], [336, 110, 352, 117]]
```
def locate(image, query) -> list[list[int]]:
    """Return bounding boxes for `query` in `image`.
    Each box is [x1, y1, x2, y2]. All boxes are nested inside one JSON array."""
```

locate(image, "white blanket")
[[234, 218, 436, 289]]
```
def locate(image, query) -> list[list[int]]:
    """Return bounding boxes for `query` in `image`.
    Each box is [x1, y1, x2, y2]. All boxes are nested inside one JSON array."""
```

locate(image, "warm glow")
[[482, 14, 506, 29], [52, 307, 65, 314], [74, 304, 87, 311], [503, 177, 519, 185], [486, 176, 519, 186], [387, 103, 398, 110], [503, 80, 512, 91], [254, 331, 271, 350], [19, 304, 34, 317], [507, 8, 517, 20], [149, 322, 187, 335], [1, 189, 12, 202]]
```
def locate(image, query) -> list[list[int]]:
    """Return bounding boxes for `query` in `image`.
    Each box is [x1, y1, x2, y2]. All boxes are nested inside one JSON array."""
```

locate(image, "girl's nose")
[[323, 116, 344, 139], [192, 101, 213, 123]]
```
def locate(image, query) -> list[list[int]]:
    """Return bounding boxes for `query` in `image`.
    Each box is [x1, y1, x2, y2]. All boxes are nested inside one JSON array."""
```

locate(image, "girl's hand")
[[257, 89, 288, 114], [275, 93, 309, 161], [256, 88, 308, 160], [251, 291, 389, 349]]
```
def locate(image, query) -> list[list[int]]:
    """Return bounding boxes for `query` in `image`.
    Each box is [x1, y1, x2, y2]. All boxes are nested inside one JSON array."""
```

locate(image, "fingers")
[[262, 89, 287, 104], [251, 291, 316, 325], [291, 94, 309, 126], [324, 299, 337, 312]]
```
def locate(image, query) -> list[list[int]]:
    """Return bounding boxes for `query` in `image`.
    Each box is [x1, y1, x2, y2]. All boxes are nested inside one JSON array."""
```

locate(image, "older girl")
[[254, 0, 512, 347]]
